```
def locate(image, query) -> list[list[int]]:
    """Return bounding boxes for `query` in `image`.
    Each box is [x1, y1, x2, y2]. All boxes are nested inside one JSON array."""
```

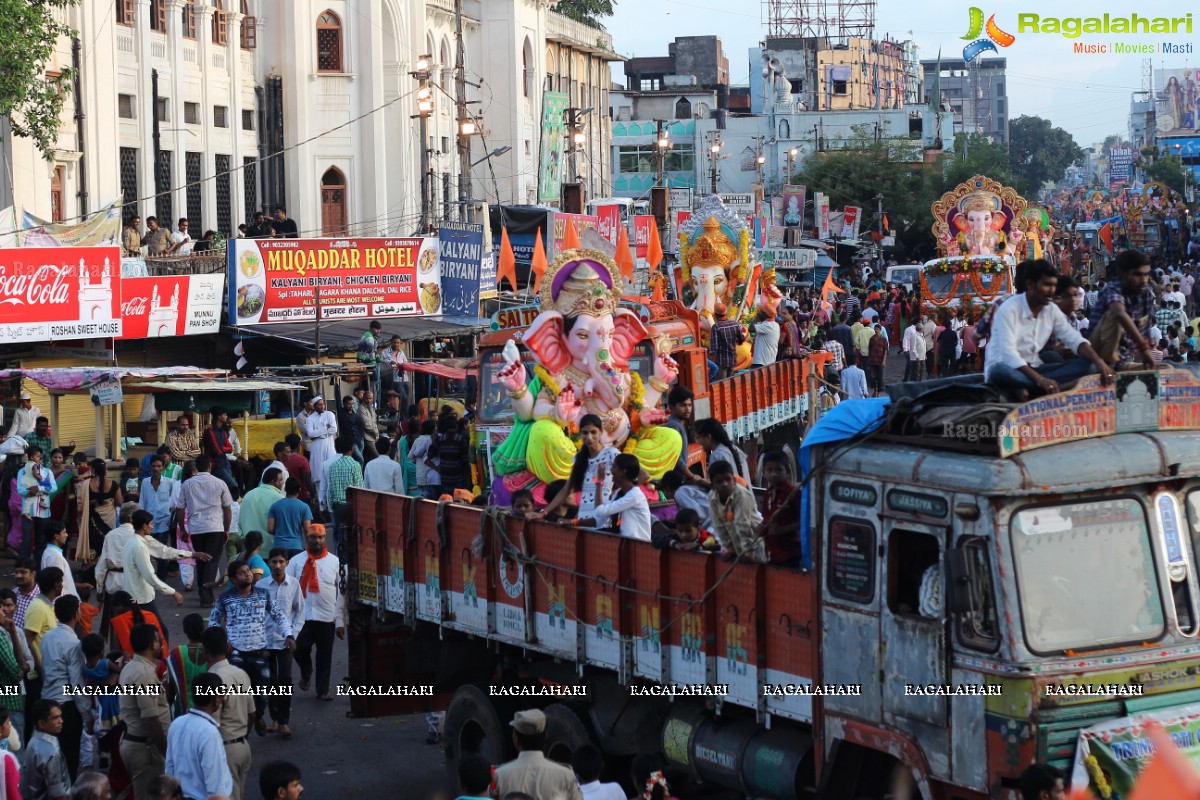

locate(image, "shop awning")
[[125, 379, 306, 393], [230, 315, 491, 352], [403, 362, 469, 381], [0, 366, 226, 392]]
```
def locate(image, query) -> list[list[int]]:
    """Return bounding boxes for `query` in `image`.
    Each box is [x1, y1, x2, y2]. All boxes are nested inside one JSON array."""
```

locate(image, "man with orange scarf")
[[285, 524, 345, 701]]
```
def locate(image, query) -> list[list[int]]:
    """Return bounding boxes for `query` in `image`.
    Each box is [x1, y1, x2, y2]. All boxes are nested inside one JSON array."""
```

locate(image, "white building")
[[3, 0, 616, 240], [1, 0, 261, 235], [256, 0, 618, 237]]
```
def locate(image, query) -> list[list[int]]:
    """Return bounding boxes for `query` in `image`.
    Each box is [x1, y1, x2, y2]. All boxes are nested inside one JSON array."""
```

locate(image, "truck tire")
[[444, 685, 509, 790], [542, 703, 592, 765]]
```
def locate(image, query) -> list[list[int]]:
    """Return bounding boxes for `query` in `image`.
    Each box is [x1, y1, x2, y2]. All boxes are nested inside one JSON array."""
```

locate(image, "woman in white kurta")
[[305, 397, 338, 507]]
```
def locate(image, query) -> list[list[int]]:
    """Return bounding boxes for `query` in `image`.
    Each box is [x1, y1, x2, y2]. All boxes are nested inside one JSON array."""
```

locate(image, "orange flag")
[[530, 229, 549, 294], [646, 220, 664, 271], [497, 227, 518, 293], [1099, 222, 1113, 255], [821, 267, 845, 306], [615, 224, 635, 282], [563, 219, 582, 251], [1128, 723, 1200, 800]]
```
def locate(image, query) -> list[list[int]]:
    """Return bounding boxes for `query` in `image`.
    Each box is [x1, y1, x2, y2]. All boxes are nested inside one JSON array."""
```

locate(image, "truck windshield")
[[1010, 498, 1164, 654]]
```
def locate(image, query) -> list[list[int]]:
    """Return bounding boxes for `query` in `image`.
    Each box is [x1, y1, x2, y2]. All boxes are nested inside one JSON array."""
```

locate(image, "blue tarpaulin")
[[798, 398, 891, 569]]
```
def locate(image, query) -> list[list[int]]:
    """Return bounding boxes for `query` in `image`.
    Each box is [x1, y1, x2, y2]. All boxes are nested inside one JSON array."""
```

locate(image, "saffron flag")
[[821, 266, 845, 307], [1099, 222, 1113, 255], [882, 214, 890, 233], [646, 220, 664, 271], [1127, 723, 1200, 800], [563, 219, 582, 251], [497, 227, 518, 293], [530, 229, 549, 294], [615, 224, 635, 282]]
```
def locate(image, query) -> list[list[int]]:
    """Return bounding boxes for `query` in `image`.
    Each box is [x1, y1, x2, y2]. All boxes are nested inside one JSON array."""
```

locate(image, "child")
[[120, 459, 142, 504], [757, 451, 801, 567], [658, 471, 712, 529], [542, 480, 575, 521], [652, 508, 718, 552], [41, 522, 92, 599], [510, 489, 536, 519], [707, 461, 765, 562], [79, 633, 121, 770], [574, 454, 652, 541]]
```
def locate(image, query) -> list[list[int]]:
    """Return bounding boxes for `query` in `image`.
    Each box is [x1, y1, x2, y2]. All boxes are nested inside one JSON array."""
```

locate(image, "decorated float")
[[921, 175, 1027, 313]]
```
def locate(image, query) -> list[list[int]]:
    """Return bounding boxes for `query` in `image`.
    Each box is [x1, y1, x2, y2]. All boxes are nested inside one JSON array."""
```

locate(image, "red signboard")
[[634, 216, 655, 262], [596, 205, 622, 247], [0, 246, 122, 343], [550, 213, 598, 257], [119, 274, 225, 339], [228, 238, 441, 325]]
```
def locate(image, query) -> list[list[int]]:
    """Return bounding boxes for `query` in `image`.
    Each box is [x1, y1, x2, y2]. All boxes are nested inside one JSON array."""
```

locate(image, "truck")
[[344, 365, 1200, 798]]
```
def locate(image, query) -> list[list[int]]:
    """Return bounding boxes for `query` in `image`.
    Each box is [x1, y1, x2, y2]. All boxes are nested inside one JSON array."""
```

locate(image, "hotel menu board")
[[227, 237, 442, 325]]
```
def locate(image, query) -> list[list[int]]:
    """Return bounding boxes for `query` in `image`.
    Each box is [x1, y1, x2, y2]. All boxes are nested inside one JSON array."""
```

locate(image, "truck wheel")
[[542, 703, 592, 766], [444, 685, 508, 790]]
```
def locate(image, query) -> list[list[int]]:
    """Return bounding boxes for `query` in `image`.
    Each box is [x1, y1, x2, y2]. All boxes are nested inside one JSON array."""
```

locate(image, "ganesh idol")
[[490, 249, 683, 496], [940, 190, 1024, 257]]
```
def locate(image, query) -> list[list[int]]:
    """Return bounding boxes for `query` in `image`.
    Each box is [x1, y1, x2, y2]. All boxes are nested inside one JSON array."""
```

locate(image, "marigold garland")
[[534, 365, 561, 398], [1085, 754, 1112, 799], [628, 372, 645, 411]]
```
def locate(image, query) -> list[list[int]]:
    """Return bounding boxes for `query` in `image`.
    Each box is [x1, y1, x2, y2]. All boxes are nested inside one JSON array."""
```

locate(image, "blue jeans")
[[230, 650, 271, 723], [987, 357, 1097, 390], [212, 460, 238, 495]]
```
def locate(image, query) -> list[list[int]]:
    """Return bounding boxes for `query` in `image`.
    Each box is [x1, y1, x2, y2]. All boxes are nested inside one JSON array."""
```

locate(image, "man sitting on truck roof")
[[984, 259, 1114, 399], [1088, 249, 1159, 371]]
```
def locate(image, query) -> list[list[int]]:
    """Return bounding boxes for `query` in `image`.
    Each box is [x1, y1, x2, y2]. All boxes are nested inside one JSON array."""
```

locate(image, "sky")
[[604, 0, 1197, 147]]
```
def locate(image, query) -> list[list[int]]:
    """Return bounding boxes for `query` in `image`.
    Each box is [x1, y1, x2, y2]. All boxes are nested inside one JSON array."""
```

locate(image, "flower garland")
[[969, 270, 1010, 300], [534, 365, 561, 398], [1085, 754, 1112, 799], [925, 256, 1008, 276], [628, 372, 645, 411], [919, 272, 962, 306]]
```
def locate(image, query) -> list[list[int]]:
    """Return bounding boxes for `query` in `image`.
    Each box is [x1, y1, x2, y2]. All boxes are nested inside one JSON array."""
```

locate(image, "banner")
[[227, 238, 441, 325], [21, 200, 123, 248], [480, 251, 498, 301], [843, 206, 861, 241], [1155, 70, 1200, 137], [768, 197, 786, 246], [720, 193, 755, 216], [668, 188, 693, 210], [761, 248, 819, 271], [538, 91, 570, 203], [438, 221, 486, 317], [1072, 702, 1200, 797], [0, 246, 122, 343], [816, 193, 831, 239], [633, 216, 655, 262], [119, 274, 224, 339], [596, 205, 622, 247], [550, 213, 598, 257], [672, 211, 692, 251], [1109, 146, 1135, 186]]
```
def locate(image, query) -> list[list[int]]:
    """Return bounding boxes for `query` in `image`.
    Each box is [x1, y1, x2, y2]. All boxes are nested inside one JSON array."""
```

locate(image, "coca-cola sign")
[[596, 205, 621, 247], [0, 247, 122, 343], [119, 274, 225, 339]]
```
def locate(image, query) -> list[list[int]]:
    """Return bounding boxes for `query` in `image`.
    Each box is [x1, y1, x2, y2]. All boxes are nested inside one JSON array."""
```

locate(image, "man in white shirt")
[[574, 454, 651, 541], [9, 392, 39, 438], [920, 315, 936, 375], [286, 527, 346, 700], [902, 321, 927, 382], [984, 260, 1114, 396], [750, 310, 780, 367], [261, 548, 304, 738], [363, 436, 403, 494], [124, 510, 186, 617], [840, 354, 869, 400], [167, 217, 194, 255], [178, 455, 233, 607]]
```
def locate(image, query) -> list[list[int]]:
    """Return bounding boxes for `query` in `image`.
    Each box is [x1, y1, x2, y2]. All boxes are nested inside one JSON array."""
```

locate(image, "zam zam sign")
[[959, 7, 1193, 61]]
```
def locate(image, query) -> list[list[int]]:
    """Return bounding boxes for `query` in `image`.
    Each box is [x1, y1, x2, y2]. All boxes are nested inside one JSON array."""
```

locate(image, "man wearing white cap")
[[9, 392, 39, 439], [494, 709, 582, 800], [304, 397, 337, 507]]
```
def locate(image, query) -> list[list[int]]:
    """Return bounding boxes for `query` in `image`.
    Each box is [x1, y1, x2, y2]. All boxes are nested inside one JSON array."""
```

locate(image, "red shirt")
[[761, 481, 801, 564], [284, 453, 314, 501]]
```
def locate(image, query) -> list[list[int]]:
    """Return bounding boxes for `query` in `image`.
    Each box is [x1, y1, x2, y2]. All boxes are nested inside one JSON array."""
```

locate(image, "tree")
[[553, 0, 616, 29], [0, 1, 79, 161], [940, 133, 1017, 189], [1144, 155, 1188, 196], [1008, 115, 1084, 194]]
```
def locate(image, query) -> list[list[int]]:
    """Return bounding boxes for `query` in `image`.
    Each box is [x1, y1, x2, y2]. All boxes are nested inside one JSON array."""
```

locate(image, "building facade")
[[920, 57, 1008, 143], [752, 37, 921, 115]]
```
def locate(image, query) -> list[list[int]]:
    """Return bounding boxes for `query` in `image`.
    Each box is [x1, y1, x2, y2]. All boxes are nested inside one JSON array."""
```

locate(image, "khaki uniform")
[[119, 654, 171, 800], [144, 227, 172, 257], [494, 751, 583, 800], [210, 659, 254, 800]]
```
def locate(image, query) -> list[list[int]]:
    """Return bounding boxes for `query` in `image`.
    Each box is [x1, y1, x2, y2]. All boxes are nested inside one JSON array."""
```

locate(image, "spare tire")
[[444, 685, 510, 792], [542, 703, 592, 766]]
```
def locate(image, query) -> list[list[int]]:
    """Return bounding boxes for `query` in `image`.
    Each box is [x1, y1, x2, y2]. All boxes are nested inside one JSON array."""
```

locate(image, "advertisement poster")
[[120, 274, 225, 339], [1109, 147, 1135, 186], [0, 246, 122, 343], [1154, 69, 1200, 137], [20, 200, 123, 248], [596, 205, 622, 247], [672, 211, 692, 250], [668, 188, 692, 211], [1071, 702, 1200, 798], [843, 206, 861, 241], [479, 251, 498, 301], [227, 238, 441, 325], [817, 194, 831, 239], [438, 221, 486, 317], [538, 91, 570, 203], [551, 213, 598, 257], [633, 216, 655, 263], [720, 193, 755, 217]]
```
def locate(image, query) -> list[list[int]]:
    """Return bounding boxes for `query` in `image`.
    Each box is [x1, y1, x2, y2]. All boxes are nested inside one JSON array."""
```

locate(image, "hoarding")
[[119, 274, 225, 338], [437, 221, 486, 316], [550, 213, 598, 257], [1154, 69, 1200, 137], [227, 238, 441, 326], [0, 246, 122, 343], [596, 205, 622, 247], [538, 91, 570, 203]]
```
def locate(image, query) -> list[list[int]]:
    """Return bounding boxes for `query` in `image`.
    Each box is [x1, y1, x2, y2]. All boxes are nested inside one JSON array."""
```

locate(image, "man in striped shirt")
[[323, 437, 363, 558]]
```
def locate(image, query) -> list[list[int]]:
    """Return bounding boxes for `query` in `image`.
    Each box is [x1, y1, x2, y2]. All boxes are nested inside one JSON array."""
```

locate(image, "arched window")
[[211, 0, 228, 45], [316, 11, 343, 73], [779, 119, 791, 139], [545, 47, 555, 92], [675, 97, 691, 119], [522, 38, 533, 98], [320, 168, 347, 236], [440, 40, 451, 93]]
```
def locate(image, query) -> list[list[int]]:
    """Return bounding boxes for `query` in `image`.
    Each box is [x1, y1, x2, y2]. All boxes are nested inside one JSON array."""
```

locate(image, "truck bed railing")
[[709, 354, 832, 439], [347, 489, 820, 722]]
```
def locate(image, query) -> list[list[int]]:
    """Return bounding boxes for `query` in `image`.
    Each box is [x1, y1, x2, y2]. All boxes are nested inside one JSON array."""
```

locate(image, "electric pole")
[[708, 134, 722, 195], [413, 55, 433, 233], [454, 0, 471, 222], [655, 120, 668, 188]]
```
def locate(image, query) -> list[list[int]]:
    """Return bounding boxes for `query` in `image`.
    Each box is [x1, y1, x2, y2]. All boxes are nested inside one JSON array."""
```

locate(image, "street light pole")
[[656, 120, 671, 188], [709, 134, 722, 195], [785, 147, 798, 184]]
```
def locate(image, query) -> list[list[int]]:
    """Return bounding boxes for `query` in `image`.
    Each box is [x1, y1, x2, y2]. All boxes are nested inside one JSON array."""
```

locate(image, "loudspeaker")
[[561, 183, 584, 214]]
